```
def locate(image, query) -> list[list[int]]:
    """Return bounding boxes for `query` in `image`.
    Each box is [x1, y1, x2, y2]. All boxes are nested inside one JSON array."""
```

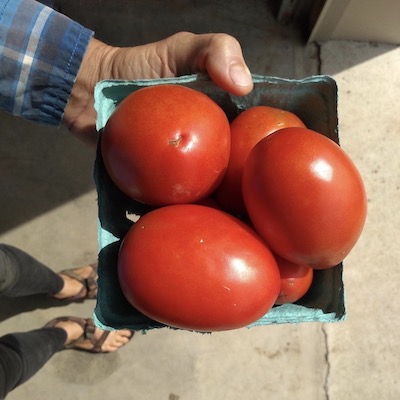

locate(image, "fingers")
[[156, 32, 253, 96], [197, 33, 254, 96], [165, 32, 253, 96]]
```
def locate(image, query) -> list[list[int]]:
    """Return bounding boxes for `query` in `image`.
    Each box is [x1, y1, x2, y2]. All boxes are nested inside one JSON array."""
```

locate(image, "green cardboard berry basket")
[[92, 74, 345, 332]]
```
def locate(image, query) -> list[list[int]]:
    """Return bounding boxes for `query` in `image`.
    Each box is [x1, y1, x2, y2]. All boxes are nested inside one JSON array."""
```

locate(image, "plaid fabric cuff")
[[0, 0, 94, 125]]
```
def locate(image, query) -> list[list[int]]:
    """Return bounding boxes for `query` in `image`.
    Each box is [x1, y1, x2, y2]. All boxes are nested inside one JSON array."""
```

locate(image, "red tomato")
[[242, 127, 367, 269], [274, 256, 313, 305], [216, 106, 305, 215], [101, 84, 230, 206], [118, 204, 280, 331], [194, 196, 221, 209]]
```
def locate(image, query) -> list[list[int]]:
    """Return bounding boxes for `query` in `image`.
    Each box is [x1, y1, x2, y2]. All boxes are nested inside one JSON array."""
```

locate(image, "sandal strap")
[[45, 317, 106, 353], [59, 263, 98, 300], [86, 264, 98, 298], [83, 317, 96, 339], [84, 318, 110, 353], [59, 269, 85, 285], [43, 316, 87, 332], [44, 316, 132, 354]]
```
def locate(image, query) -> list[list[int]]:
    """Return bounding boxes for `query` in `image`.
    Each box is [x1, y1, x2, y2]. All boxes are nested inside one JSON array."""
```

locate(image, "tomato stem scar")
[[169, 135, 183, 146]]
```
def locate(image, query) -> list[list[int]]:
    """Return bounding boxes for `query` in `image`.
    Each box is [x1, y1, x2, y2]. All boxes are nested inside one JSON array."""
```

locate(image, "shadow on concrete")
[[0, 113, 96, 234], [56, 0, 318, 78], [56, 0, 396, 76]]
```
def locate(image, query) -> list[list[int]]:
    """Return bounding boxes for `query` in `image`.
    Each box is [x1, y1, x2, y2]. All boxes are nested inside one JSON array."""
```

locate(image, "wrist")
[[62, 38, 118, 132]]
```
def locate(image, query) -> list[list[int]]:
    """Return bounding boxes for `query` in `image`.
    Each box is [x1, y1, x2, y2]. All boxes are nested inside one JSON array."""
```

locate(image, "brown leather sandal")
[[58, 263, 98, 301], [44, 316, 116, 353]]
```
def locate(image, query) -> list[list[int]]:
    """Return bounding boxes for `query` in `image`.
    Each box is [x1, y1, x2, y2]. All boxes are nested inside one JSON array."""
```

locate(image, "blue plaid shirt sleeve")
[[0, 0, 94, 125]]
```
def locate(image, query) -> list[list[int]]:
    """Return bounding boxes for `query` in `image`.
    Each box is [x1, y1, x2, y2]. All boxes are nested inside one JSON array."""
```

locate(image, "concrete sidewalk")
[[1, 1, 399, 399]]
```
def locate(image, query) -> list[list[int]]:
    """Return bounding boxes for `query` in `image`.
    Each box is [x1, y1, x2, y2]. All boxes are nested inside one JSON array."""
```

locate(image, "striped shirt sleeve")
[[0, 0, 94, 125]]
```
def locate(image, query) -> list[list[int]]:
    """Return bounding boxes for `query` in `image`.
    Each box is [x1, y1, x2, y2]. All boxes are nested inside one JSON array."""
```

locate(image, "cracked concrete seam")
[[322, 323, 331, 400], [314, 41, 323, 76]]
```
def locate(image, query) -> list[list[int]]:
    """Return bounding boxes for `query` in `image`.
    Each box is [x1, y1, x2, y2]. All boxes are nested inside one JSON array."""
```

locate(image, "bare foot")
[[53, 264, 97, 300], [52, 318, 133, 353]]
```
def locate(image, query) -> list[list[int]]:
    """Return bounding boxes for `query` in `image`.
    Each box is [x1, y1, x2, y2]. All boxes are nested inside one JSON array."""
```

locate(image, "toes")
[[121, 329, 134, 339], [100, 330, 133, 352], [102, 343, 119, 352], [116, 336, 131, 345]]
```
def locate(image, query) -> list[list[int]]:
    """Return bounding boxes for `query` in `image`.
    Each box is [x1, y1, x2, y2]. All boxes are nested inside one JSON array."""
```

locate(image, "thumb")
[[199, 34, 254, 96]]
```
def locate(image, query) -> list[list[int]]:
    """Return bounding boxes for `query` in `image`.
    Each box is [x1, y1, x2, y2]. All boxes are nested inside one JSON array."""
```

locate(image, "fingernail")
[[229, 63, 252, 87]]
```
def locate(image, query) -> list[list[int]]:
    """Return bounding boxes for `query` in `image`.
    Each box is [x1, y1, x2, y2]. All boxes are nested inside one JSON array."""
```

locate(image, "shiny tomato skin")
[[216, 106, 305, 215], [101, 85, 230, 206], [274, 256, 313, 305], [242, 127, 367, 269], [118, 204, 280, 332]]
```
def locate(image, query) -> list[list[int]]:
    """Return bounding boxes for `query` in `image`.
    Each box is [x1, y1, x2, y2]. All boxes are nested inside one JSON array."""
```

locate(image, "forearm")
[[0, 0, 93, 125]]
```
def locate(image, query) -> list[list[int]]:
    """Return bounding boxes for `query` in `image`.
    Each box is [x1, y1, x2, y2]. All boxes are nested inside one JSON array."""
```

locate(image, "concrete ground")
[[1, 1, 399, 399]]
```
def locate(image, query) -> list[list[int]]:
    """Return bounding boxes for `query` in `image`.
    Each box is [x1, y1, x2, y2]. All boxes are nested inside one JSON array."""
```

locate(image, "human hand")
[[63, 32, 253, 147]]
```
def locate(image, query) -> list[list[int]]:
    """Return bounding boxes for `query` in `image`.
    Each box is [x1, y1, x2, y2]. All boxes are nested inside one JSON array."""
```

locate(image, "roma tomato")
[[274, 256, 313, 305], [242, 127, 367, 269], [118, 204, 280, 332], [101, 84, 230, 206], [216, 106, 305, 214]]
